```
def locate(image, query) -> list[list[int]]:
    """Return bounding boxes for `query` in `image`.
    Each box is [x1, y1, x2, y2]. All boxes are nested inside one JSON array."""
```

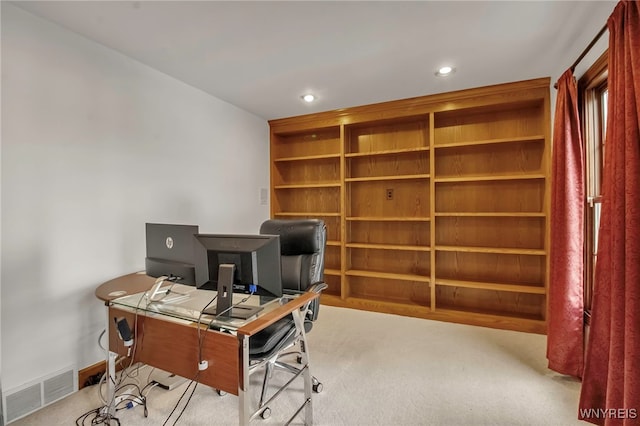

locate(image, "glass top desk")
[[110, 280, 283, 328], [98, 272, 318, 425]]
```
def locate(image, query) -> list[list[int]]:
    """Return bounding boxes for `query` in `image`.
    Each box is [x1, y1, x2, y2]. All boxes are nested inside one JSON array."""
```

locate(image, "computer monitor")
[[193, 233, 282, 299], [145, 223, 199, 285]]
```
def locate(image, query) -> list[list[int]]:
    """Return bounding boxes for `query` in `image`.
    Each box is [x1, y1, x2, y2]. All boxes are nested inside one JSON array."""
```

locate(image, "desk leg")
[[106, 351, 117, 416], [239, 334, 250, 426], [104, 304, 118, 417]]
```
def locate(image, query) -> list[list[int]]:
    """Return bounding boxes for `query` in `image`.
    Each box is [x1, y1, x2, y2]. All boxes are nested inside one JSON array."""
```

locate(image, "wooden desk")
[[95, 271, 156, 302], [98, 273, 318, 424]]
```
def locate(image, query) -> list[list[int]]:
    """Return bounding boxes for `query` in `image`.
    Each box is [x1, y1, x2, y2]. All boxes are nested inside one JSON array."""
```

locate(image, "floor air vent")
[[4, 368, 76, 423], [43, 370, 74, 405], [5, 384, 40, 423]]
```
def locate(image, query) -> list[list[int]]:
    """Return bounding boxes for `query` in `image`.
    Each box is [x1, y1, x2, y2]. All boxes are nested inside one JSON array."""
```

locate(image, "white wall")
[[1, 3, 269, 392]]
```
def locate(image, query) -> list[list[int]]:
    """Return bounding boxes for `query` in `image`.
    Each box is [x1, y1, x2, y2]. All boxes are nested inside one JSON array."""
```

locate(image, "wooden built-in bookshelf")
[[268, 78, 551, 334]]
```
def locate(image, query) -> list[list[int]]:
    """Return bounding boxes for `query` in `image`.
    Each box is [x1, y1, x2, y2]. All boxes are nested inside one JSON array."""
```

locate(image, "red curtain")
[[546, 69, 585, 378], [579, 1, 640, 425]]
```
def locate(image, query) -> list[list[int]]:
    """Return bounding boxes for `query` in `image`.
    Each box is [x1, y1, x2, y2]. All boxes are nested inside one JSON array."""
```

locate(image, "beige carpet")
[[12, 305, 583, 426]]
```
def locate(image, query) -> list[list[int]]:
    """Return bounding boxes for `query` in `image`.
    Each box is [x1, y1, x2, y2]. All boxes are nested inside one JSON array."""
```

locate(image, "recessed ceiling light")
[[301, 94, 316, 103], [435, 66, 455, 77]]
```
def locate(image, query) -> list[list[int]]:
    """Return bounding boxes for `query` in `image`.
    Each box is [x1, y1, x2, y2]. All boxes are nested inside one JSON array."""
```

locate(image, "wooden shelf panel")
[[346, 269, 430, 283], [434, 173, 545, 183], [435, 215, 545, 250], [273, 155, 340, 187], [273, 186, 340, 213], [435, 278, 546, 294], [326, 240, 341, 247], [322, 274, 342, 297], [324, 244, 341, 273], [274, 212, 341, 217], [346, 242, 430, 251], [435, 250, 545, 288], [347, 216, 430, 221], [433, 135, 545, 149], [346, 174, 430, 182], [348, 220, 430, 248], [324, 268, 341, 276], [345, 146, 430, 157], [350, 180, 430, 218], [434, 137, 546, 181], [435, 179, 544, 213], [274, 153, 341, 162], [346, 118, 429, 154], [435, 212, 545, 217], [349, 247, 430, 279], [320, 296, 545, 334], [347, 148, 429, 180], [435, 286, 545, 321], [347, 275, 431, 306], [433, 307, 546, 332], [274, 182, 341, 189], [271, 127, 341, 158], [436, 245, 546, 255], [433, 100, 545, 147], [322, 294, 432, 313]]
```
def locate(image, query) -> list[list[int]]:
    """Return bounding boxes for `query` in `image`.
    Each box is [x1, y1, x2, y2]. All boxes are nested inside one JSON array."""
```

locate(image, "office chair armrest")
[[308, 282, 328, 294], [237, 291, 320, 338]]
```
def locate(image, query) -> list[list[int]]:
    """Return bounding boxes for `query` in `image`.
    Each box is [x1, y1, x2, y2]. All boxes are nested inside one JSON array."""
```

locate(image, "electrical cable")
[[96, 291, 148, 417], [97, 360, 141, 404], [168, 379, 200, 426], [162, 291, 257, 424], [93, 283, 257, 424], [112, 382, 147, 412], [161, 373, 200, 426], [196, 294, 218, 363], [80, 365, 146, 425], [198, 290, 256, 362], [97, 329, 107, 351], [214, 289, 256, 318], [75, 406, 120, 426]]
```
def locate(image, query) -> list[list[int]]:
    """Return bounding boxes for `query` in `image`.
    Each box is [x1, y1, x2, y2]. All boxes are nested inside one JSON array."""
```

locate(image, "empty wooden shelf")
[[269, 78, 550, 334]]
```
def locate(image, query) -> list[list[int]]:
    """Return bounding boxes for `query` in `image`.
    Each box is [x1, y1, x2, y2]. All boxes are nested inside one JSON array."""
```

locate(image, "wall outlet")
[[386, 188, 394, 200]]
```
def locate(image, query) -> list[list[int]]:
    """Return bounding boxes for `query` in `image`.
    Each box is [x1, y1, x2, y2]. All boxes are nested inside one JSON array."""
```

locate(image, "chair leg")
[[297, 332, 323, 393], [312, 375, 323, 393], [258, 360, 275, 410]]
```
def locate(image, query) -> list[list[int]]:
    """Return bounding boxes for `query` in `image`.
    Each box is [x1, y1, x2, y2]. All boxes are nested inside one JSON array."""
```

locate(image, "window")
[[579, 51, 608, 316]]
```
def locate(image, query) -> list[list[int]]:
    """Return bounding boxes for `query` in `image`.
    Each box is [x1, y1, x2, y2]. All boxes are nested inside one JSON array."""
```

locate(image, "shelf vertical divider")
[[339, 123, 348, 300], [269, 127, 276, 218], [429, 112, 437, 312]]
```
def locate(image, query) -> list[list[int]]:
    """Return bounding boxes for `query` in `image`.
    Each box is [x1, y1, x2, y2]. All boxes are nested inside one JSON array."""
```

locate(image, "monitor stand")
[[148, 276, 172, 301], [216, 264, 234, 317], [200, 264, 263, 320]]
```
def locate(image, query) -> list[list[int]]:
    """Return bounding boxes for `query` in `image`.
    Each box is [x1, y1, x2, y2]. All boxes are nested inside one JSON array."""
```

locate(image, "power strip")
[[114, 385, 137, 406]]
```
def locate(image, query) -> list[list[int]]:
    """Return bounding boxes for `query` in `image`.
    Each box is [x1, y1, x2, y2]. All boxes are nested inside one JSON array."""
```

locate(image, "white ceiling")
[[11, 1, 616, 120]]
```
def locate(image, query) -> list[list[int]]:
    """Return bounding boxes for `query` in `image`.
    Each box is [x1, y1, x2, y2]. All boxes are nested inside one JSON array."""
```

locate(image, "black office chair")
[[247, 218, 328, 420]]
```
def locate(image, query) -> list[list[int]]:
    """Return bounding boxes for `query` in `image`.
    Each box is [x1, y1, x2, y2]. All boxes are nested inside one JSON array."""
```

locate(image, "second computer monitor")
[[193, 233, 283, 298], [145, 223, 199, 285]]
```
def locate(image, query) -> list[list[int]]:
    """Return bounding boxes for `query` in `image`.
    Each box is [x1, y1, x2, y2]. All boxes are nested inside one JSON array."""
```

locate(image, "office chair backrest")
[[259, 219, 327, 319]]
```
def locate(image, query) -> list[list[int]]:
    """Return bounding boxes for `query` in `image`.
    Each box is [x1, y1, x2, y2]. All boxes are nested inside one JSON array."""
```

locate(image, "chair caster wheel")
[[216, 389, 226, 396], [313, 382, 323, 393], [297, 356, 303, 364], [260, 407, 271, 419]]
